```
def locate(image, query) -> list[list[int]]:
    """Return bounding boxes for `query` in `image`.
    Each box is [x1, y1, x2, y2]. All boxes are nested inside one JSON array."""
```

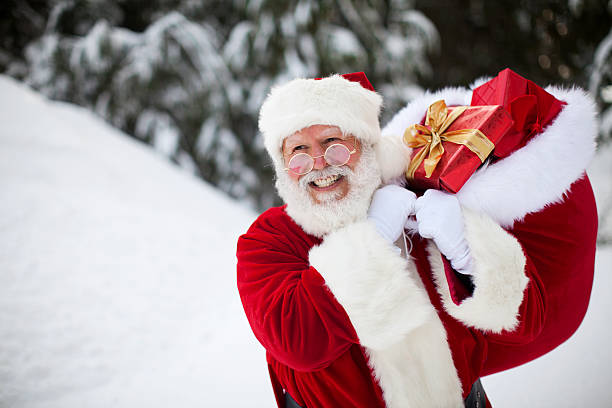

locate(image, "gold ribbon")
[[403, 100, 495, 179]]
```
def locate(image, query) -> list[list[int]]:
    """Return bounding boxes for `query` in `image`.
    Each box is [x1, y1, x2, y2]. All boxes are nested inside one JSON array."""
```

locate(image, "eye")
[[324, 137, 341, 144], [292, 145, 307, 153]]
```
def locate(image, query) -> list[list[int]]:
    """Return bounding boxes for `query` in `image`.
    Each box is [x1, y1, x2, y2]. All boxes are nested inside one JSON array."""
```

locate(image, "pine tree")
[[590, 22, 612, 244], [14, 0, 440, 209], [590, 27, 612, 145]]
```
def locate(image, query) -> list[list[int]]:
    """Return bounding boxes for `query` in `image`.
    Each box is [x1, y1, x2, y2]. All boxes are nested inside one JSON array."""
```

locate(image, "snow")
[[589, 29, 612, 95], [0, 76, 272, 407], [329, 26, 362, 55], [568, 0, 585, 16], [135, 111, 180, 156], [223, 21, 254, 70], [385, 33, 409, 59], [280, 13, 298, 37], [1, 74, 611, 407], [294, 1, 313, 26], [602, 85, 612, 103], [24, 35, 62, 96], [588, 141, 612, 242], [18, 4, 440, 210], [253, 14, 274, 56], [284, 48, 310, 78], [482, 246, 612, 406], [600, 107, 612, 154], [70, 21, 111, 73], [401, 10, 440, 52]]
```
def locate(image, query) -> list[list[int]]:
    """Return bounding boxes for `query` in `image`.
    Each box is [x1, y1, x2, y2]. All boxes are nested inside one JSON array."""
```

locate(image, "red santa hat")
[[258, 72, 383, 167]]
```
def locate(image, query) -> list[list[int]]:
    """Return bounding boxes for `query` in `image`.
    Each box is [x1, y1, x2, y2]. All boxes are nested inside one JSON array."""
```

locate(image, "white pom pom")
[[374, 134, 412, 183]]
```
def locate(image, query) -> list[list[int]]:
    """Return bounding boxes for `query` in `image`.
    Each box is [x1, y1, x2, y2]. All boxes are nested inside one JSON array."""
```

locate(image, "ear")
[[375, 134, 412, 183]]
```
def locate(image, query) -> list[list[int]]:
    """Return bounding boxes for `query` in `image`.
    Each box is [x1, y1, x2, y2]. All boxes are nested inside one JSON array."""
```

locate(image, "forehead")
[[284, 125, 343, 147]]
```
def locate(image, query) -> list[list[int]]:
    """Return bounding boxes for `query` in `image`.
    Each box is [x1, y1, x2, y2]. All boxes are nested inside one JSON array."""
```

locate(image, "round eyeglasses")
[[284, 141, 357, 175]]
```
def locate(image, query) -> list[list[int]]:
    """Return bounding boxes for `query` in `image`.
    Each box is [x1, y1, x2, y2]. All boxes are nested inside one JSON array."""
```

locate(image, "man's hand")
[[367, 185, 417, 243], [414, 189, 473, 275]]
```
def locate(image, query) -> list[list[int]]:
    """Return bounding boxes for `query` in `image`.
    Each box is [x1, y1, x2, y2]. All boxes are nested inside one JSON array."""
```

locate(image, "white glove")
[[367, 185, 417, 243], [414, 189, 473, 275]]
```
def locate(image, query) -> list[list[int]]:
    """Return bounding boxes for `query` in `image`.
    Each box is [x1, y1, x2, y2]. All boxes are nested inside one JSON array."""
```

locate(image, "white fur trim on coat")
[[457, 86, 597, 227], [366, 319, 464, 408], [259, 75, 383, 166], [378, 85, 597, 227], [428, 208, 529, 332], [309, 220, 433, 350], [309, 220, 464, 407]]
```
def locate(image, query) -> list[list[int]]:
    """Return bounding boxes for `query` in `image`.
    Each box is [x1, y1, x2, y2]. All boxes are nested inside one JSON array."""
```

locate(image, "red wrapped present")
[[471, 68, 566, 159], [403, 99, 514, 193]]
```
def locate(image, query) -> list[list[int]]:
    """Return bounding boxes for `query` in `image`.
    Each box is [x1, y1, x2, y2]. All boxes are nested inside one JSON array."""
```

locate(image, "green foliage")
[[414, 0, 611, 89], [590, 27, 612, 144], [414, 0, 612, 148], [7, 0, 439, 209], [4, 0, 611, 209]]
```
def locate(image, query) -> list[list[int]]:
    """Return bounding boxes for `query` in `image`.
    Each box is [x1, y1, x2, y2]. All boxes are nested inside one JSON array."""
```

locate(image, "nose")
[[311, 145, 327, 170]]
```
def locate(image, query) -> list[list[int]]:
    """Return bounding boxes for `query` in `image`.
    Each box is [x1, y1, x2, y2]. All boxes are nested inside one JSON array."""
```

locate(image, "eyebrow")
[[283, 140, 302, 156], [283, 127, 344, 153], [319, 127, 343, 138]]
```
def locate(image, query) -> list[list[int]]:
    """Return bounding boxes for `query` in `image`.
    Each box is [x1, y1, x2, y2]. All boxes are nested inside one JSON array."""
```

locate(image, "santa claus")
[[236, 72, 597, 407]]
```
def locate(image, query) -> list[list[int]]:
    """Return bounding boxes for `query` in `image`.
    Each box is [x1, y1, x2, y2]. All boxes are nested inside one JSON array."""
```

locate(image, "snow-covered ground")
[[0, 76, 273, 407], [1, 75, 611, 407], [482, 245, 612, 407]]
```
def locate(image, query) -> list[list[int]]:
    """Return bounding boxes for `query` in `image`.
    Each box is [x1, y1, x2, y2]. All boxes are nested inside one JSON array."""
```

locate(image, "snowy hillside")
[[0, 76, 273, 407], [1, 76, 611, 407]]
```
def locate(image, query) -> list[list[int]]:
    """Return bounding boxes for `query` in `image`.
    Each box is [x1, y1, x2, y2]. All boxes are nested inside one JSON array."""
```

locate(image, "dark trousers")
[[284, 378, 487, 408], [284, 392, 302, 408], [464, 379, 487, 408]]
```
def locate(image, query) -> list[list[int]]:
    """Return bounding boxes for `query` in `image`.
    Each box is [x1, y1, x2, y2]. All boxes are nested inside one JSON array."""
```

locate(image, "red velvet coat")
[[482, 175, 597, 374], [238, 200, 552, 407]]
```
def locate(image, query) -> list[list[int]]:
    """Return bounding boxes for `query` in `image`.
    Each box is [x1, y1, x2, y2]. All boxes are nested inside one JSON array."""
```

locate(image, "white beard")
[[275, 144, 382, 237]]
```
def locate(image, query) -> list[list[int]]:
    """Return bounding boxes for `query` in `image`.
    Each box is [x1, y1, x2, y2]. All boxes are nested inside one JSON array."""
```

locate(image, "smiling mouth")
[[310, 174, 343, 189]]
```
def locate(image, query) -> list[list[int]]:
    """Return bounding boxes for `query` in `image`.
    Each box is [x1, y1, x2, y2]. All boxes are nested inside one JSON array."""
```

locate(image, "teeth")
[[313, 174, 341, 187]]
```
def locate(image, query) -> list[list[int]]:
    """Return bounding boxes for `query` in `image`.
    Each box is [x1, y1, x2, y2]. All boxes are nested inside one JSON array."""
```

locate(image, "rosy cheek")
[[284, 168, 301, 182], [348, 152, 361, 168]]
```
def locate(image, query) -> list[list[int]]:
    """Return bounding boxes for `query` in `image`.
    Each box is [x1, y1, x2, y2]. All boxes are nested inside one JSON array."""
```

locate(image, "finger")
[[404, 217, 418, 234], [392, 186, 416, 201], [382, 184, 404, 195], [417, 223, 435, 239], [414, 195, 427, 213], [424, 188, 450, 200]]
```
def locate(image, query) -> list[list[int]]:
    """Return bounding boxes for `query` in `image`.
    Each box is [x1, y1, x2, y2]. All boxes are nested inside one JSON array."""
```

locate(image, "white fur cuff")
[[309, 220, 435, 350], [429, 208, 529, 332]]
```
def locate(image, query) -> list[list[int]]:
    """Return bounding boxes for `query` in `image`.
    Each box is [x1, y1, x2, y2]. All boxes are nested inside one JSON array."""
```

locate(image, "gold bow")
[[403, 100, 495, 179]]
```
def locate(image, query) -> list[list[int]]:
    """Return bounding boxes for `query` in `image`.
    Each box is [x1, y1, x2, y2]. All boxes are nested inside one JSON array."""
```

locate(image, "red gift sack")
[[471, 68, 566, 159]]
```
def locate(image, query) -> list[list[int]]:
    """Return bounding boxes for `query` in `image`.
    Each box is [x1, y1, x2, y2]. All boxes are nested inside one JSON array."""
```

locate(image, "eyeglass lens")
[[287, 144, 351, 175], [325, 144, 351, 166]]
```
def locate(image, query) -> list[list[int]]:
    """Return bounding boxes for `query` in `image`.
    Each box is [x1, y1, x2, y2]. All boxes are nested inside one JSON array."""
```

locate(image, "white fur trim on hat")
[[259, 75, 383, 166]]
